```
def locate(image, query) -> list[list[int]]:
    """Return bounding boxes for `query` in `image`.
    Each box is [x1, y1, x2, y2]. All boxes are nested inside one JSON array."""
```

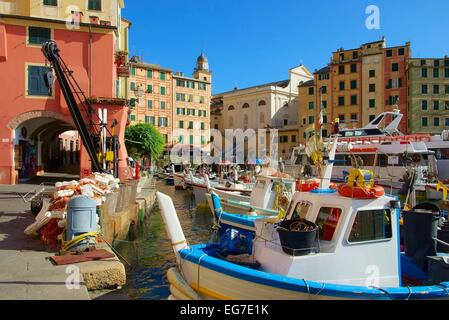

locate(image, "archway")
[[8, 111, 80, 184]]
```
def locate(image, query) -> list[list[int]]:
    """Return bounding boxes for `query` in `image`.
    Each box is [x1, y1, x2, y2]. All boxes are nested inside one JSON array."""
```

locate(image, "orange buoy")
[[338, 184, 385, 199]]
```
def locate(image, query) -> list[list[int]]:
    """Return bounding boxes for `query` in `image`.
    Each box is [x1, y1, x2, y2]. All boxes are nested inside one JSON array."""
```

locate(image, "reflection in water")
[[116, 181, 213, 300]]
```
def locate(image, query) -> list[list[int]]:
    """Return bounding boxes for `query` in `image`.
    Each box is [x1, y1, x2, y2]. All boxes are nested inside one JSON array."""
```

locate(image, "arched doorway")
[[8, 111, 80, 184]]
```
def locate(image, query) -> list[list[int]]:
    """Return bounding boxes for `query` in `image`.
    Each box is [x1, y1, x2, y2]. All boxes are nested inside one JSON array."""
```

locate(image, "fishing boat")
[[205, 174, 296, 217], [157, 135, 449, 300], [287, 111, 440, 198]]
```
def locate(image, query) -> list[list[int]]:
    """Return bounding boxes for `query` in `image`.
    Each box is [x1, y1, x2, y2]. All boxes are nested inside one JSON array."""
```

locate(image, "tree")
[[125, 124, 165, 160]]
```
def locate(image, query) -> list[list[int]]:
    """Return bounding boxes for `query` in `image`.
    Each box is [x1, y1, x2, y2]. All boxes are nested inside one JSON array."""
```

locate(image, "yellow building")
[[211, 95, 224, 133], [172, 53, 212, 147], [128, 56, 173, 144]]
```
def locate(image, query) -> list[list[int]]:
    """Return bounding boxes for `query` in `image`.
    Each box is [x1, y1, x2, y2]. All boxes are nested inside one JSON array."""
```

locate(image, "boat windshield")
[[291, 201, 312, 220]]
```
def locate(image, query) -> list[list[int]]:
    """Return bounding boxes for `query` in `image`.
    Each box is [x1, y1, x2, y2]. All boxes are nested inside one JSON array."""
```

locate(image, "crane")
[[41, 41, 120, 178]]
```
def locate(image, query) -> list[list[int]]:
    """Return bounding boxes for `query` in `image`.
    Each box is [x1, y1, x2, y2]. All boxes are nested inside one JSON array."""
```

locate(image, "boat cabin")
[[250, 175, 296, 209], [253, 190, 401, 288]]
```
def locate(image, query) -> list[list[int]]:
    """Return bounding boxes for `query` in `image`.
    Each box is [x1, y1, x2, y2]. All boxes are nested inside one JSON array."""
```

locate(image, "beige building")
[[211, 95, 224, 133], [217, 65, 312, 132], [172, 54, 212, 146]]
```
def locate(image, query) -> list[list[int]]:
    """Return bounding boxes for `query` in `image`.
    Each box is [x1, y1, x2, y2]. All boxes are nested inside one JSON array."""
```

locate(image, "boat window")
[[315, 207, 343, 241], [348, 209, 392, 243], [291, 201, 311, 221]]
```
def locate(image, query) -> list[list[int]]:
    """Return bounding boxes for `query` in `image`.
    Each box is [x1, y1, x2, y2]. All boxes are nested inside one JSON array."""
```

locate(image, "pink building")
[[0, 10, 130, 184]]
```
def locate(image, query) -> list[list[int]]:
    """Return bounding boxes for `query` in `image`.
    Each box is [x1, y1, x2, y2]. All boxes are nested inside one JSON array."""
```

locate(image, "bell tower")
[[193, 52, 212, 83]]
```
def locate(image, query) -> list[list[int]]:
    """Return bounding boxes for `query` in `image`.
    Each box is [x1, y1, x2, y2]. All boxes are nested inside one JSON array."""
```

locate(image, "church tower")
[[193, 52, 212, 83]]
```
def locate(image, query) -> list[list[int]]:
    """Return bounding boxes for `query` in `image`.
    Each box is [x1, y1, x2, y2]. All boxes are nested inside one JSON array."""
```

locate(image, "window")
[[339, 65, 345, 74], [315, 207, 343, 241], [130, 66, 135, 76], [434, 85, 440, 94], [176, 93, 185, 102], [352, 51, 359, 59], [159, 117, 168, 127], [130, 82, 135, 91], [201, 123, 205, 130], [309, 87, 314, 95], [338, 96, 345, 106], [160, 72, 166, 80], [147, 100, 153, 109], [242, 103, 250, 109], [350, 64, 357, 73], [189, 135, 194, 145], [434, 60, 440, 67], [188, 121, 194, 129], [422, 117, 428, 127], [398, 48, 405, 56], [422, 84, 428, 94], [434, 100, 440, 110], [258, 100, 267, 106], [160, 101, 166, 110], [178, 136, 184, 143], [339, 81, 345, 91], [160, 86, 166, 95], [348, 210, 392, 243], [28, 27, 51, 45], [350, 95, 357, 105], [201, 136, 206, 145], [446, 85, 449, 94], [446, 118, 449, 127], [421, 68, 428, 78], [351, 113, 358, 121], [392, 63, 399, 72], [147, 69, 153, 78], [434, 68, 440, 78], [339, 114, 345, 122], [176, 79, 186, 87], [386, 49, 393, 57], [200, 96, 205, 104], [322, 100, 328, 109], [147, 85, 153, 93], [445, 69, 449, 78], [88, 0, 102, 11], [369, 84, 376, 92], [422, 100, 428, 110], [280, 136, 289, 143], [421, 59, 427, 66], [434, 117, 440, 127], [179, 121, 184, 129], [369, 99, 376, 108], [308, 102, 314, 110], [446, 101, 449, 111], [27, 66, 52, 96], [369, 70, 376, 78], [292, 135, 297, 143], [44, 0, 57, 5], [321, 86, 327, 94], [198, 83, 207, 90], [350, 80, 357, 89], [291, 201, 311, 221], [322, 129, 328, 138], [130, 114, 136, 121], [309, 116, 314, 124], [129, 98, 136, 108]]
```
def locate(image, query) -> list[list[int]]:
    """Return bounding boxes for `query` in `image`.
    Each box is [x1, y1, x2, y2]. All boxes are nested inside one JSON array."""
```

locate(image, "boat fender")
[[167, 267, 199, 300], [167, 295, 177, 301]]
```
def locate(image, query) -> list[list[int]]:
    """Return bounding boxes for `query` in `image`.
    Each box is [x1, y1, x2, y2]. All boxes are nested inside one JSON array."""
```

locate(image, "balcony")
[[115, 51, 130, 77]]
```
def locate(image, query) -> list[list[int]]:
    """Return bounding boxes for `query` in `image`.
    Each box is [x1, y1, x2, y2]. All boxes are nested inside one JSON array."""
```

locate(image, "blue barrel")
[[66, 196, 97, 241]]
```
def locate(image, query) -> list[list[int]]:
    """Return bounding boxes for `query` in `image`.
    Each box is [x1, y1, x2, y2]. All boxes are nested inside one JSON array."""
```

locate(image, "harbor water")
[[115, 181, 213, 300]]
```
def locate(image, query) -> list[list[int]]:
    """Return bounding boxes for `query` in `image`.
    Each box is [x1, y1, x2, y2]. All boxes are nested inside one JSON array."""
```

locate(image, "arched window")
[[228, 105, 235, 111], [258, 100, 267, 106], [242, 103, 250, 109]]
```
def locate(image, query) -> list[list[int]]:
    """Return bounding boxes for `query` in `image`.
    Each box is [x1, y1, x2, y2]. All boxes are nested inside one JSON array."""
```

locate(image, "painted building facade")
[[0, 0, 130, 184], [128, 57, 173, 144], [408, 58, 449, 134]]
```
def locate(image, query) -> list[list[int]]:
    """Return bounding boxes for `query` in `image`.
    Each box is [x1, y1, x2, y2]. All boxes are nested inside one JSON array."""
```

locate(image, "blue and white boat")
[[157, 136, 449, 300]]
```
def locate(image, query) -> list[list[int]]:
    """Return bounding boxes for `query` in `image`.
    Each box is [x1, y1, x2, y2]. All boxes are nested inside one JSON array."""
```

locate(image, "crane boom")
[[41, 41, 113, 175]]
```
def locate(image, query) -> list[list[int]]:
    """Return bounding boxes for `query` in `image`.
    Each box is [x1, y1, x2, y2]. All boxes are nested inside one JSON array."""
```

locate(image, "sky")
[[123, 0, 449, 95]]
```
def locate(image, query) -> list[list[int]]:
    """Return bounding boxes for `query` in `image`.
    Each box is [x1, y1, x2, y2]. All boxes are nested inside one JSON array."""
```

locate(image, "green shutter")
[[148, 69, 153, 78]]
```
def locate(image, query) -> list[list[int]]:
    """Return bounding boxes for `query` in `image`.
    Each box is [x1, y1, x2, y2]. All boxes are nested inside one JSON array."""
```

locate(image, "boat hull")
[[170, 245, 449, 301]]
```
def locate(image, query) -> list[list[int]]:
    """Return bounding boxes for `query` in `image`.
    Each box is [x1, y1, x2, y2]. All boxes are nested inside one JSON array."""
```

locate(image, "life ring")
[[296, 180, 337, 192], [338, 184, 385, 199]]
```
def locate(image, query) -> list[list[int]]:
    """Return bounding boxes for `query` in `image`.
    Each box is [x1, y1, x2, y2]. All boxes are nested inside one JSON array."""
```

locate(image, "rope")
[[303, 279, 311, 300]]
